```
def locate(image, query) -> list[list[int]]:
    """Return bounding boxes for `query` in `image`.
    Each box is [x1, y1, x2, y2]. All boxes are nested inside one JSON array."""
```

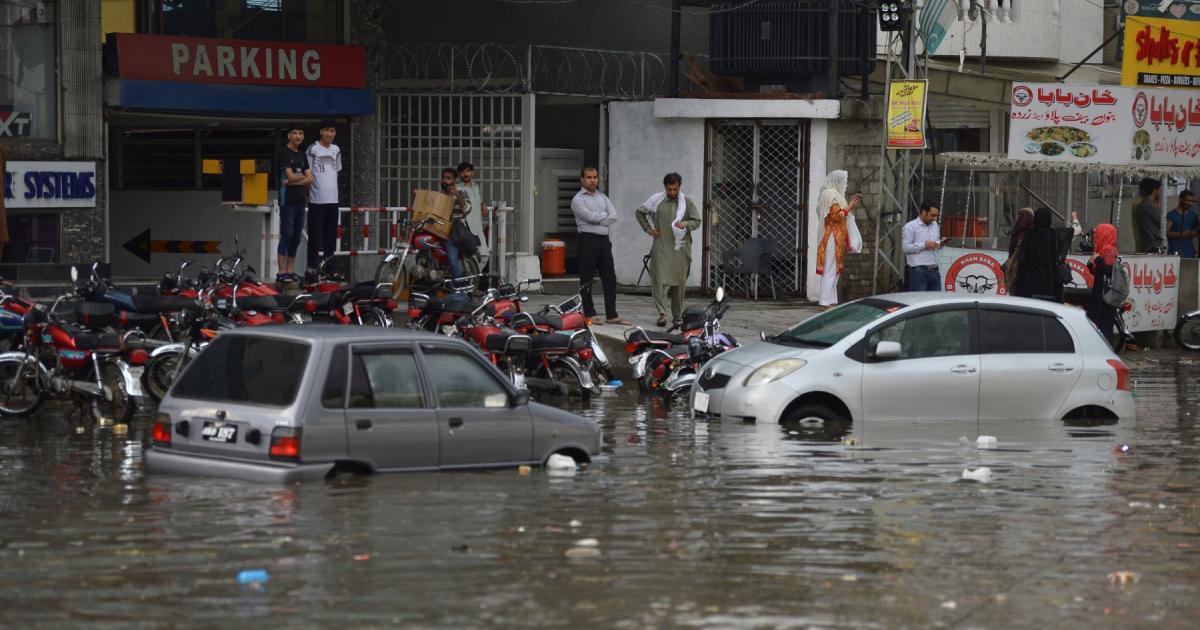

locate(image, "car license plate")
[[342, 303, 355, 315], [201, 421, 238, 443], [693, 391, 709, 413]]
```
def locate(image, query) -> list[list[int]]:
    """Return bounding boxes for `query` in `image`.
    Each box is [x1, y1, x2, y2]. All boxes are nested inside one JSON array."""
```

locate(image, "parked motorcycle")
[[0, 267, 159, 423], [140, 294, 239, 402], [1176, 308, 1200, 351], [626, 288, 737, 399], [375, 214, 480, 298]]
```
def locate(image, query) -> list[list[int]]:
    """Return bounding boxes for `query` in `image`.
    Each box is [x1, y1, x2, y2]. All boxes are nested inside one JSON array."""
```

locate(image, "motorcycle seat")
[[513, 312, 566, 330], [531, 333, 572, 351], [72, 331, 124, 350], [239, 295, 286, 311], [628, 329, 686, 346], [350, 281, 386, 301], [132, 294, 195, 313], [665, 344, 692, 358], [121, 312, 161, 328]]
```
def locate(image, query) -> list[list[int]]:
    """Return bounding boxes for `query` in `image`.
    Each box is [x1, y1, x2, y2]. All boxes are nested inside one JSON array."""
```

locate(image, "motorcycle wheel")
[[361, 307, 392, 328], [1176, 317, 1200, 352], [1111, 317, 1129, 354], [461, 257, 481, 283], [588, 362, 613, 390], [92, 363, 137, 425], [142, 350, 187, 403], [549, 364, 586, 399], [376, 258, 409, 301], [0, 356, 46, 418]]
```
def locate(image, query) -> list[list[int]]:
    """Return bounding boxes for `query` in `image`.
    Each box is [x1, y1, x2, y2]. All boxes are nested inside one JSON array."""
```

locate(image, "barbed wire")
[[378, 42, 672, 99]]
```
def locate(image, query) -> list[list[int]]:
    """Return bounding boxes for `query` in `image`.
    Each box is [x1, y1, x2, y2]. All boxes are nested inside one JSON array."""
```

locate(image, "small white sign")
[[3, 161, 98, 209], [692, 390, 710, 414]]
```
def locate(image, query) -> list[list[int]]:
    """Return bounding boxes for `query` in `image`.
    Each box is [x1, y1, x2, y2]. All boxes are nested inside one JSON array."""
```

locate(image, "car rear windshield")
[[171, 336, 310, 407], [773, 299, 901, 347]]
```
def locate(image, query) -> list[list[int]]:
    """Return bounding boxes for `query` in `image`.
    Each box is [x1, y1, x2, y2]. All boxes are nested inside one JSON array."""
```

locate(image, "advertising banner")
[[1007, 82, 1200, 167], [937, 246, 1180, 333], [1122, 15, 1200, 88], [886, 80, 929, 149], [2, 161, 97, 209]]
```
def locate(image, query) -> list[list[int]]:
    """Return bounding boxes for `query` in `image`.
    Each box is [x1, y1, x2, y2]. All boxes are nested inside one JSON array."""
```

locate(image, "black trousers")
[[306, 203, 339, 268], [577, 232, 618, 319]]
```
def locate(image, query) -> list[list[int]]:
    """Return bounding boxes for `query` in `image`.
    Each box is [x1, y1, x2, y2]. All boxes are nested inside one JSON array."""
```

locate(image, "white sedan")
[[691, 293, 1134, 426]]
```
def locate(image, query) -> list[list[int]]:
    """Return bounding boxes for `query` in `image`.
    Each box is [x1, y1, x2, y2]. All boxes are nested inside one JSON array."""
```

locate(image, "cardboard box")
[[411, 189, 454, 239]]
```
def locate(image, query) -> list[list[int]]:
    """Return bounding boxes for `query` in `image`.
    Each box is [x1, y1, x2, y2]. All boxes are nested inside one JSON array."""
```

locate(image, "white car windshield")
[[772, 299, 902, 347]]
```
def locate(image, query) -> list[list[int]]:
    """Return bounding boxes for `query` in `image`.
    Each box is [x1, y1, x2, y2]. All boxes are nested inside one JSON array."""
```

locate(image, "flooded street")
[[1, 350, 1197, 628]]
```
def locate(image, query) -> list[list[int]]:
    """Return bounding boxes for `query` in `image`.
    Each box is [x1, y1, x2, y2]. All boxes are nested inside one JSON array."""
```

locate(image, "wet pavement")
[[1, 350, 1198, 627]]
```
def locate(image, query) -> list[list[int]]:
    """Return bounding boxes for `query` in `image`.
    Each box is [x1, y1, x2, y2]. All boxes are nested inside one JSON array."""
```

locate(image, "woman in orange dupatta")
[[815, 170, 862, 308]]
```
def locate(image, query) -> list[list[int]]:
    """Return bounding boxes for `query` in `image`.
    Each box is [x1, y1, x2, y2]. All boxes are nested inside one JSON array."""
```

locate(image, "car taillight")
[[407, 308, 422, 319], [625, 341, 639, 353], [128, 349, 149, 366], [269, 427, 302, 461], [1107, 359, 1130, 391], [578, 347, 594, 361], [152, 414, 172, 446]]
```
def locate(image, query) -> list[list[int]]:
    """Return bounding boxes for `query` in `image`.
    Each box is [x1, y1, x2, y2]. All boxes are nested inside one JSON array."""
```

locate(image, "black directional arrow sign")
[[122, 228, 222, 264]]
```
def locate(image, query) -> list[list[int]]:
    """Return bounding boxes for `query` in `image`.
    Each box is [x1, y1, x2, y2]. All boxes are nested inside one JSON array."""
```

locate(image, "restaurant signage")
[[1121, 16, 1200, 88]]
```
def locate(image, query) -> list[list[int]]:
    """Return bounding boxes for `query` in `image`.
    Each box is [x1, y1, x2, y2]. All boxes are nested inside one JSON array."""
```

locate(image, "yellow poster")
[[1122, 16, 1200, 88], [886, 80, 928, 149]]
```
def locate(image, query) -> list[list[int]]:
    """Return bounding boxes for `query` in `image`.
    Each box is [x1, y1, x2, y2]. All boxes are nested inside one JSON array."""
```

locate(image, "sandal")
[[606, 317, 632, 326], [656, 315, 667, 327]]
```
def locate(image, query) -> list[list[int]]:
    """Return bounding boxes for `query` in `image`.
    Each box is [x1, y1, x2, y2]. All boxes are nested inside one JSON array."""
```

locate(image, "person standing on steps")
[[571, 166, 630, 326], [276, 123, 311, 283], [306, 119, 342, 274], [636, 172, 701, 327]]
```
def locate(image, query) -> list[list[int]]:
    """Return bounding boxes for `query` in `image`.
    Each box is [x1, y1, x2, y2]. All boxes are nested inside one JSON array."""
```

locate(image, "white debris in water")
[[962, 467, 993, 483], [941, 600, 958, 610], [1129, 501, 1153, 508], [958, 436, 970, 446], [976, 435, 998, 449], [569, 519, 582, 528], [565, 547, 601, 559], [546, 454, 577, 476], [574, 538, 599, 547]]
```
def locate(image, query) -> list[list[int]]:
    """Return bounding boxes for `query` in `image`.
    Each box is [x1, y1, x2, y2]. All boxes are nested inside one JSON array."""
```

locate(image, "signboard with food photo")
[[1121, 15, 1200, 88], [1008, 82, 1200, 167], [886, 80, 928, 149]]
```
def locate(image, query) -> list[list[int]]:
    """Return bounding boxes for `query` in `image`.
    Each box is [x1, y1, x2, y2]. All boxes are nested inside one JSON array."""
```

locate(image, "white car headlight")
[[743, 358, 806, 387]]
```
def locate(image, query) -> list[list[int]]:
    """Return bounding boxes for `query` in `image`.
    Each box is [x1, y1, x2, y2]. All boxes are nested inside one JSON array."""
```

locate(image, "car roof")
[[874, 292, 1085, 317], [221, 325, 450, 344]]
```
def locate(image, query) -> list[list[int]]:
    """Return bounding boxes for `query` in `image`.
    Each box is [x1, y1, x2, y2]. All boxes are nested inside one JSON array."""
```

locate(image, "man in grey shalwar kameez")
[[636, 173, 702, 327]]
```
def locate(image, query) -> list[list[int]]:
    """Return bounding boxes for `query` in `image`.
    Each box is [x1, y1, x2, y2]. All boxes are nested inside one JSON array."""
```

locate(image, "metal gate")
[[705, 120, 810, 296], [377, 93, 533, 252]]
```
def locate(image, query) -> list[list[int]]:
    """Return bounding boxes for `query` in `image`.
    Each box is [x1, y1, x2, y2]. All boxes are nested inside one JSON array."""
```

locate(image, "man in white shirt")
[[455, 162, 490, 270], [902, 201, 944, 291], [306, 119, 342, 272]]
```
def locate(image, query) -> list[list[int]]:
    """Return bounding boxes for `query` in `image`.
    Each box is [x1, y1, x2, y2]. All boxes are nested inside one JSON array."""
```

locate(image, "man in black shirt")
[[277, 123, 312, 282]]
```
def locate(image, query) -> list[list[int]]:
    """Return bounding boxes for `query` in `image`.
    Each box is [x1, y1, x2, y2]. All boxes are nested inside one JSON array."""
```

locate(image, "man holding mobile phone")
[[902, 201, 943, 292]]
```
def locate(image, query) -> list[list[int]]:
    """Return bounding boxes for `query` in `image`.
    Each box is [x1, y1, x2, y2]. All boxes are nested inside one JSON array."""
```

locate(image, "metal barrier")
[[334, 206, 409, 256]]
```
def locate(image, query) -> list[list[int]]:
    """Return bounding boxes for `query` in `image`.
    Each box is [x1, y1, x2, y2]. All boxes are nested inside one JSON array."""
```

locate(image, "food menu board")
[[1008, 82, 1200, 167]]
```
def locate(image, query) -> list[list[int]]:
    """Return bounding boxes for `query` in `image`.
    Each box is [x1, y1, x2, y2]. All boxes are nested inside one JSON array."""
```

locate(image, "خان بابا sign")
[[3, 161, 97, 209]]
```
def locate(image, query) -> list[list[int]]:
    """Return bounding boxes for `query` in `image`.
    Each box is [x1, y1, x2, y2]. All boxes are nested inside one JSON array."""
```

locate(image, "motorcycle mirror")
[[520, 296, 529, 302], [70, 266, 78, 282], [759, 331, 767, 341], [716, 287, 725, 303]]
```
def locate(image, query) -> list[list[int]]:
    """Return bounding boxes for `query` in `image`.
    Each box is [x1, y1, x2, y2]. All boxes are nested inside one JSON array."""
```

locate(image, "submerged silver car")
[[144, 327, 602, 483]]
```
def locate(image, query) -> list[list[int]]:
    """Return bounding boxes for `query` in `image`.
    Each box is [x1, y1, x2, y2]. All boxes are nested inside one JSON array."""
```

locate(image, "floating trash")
[[976, 435, 997, 449], [518, 465, 532, 476], [569, 519, 582, 528], [962, 467, 993, 483], [1108, 571, 1139, 585], [546, 454, 577, 476], [236, 569, 269, 585]]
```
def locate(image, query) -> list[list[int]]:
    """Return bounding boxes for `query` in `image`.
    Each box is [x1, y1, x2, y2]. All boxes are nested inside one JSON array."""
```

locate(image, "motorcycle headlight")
[[743, 358, 806, 387]]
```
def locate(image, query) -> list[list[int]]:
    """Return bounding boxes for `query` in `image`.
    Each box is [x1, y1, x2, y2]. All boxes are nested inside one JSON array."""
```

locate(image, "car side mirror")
[[511, 390, 530, 407], [873, 340, 902, 360]]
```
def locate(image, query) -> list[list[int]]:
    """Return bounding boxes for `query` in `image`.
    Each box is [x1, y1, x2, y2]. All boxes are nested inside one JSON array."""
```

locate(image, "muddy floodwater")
[[1, 350, 1198, 628]]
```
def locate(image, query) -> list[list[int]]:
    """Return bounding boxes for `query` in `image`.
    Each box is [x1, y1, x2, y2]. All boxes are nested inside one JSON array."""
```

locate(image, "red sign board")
[[112, 34, 365, 89]]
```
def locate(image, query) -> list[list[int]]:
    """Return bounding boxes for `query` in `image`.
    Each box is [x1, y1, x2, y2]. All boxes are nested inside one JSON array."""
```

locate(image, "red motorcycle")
[[0, 268, 158, 423], [375, 215, 480, 298]]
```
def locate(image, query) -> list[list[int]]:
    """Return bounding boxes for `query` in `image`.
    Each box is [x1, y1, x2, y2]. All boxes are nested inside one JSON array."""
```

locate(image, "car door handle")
[[448, 417, 464, 428], [355, 419, 372, 430], [1048, 363, 1074, 373], [950, 365, 977, 374]]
